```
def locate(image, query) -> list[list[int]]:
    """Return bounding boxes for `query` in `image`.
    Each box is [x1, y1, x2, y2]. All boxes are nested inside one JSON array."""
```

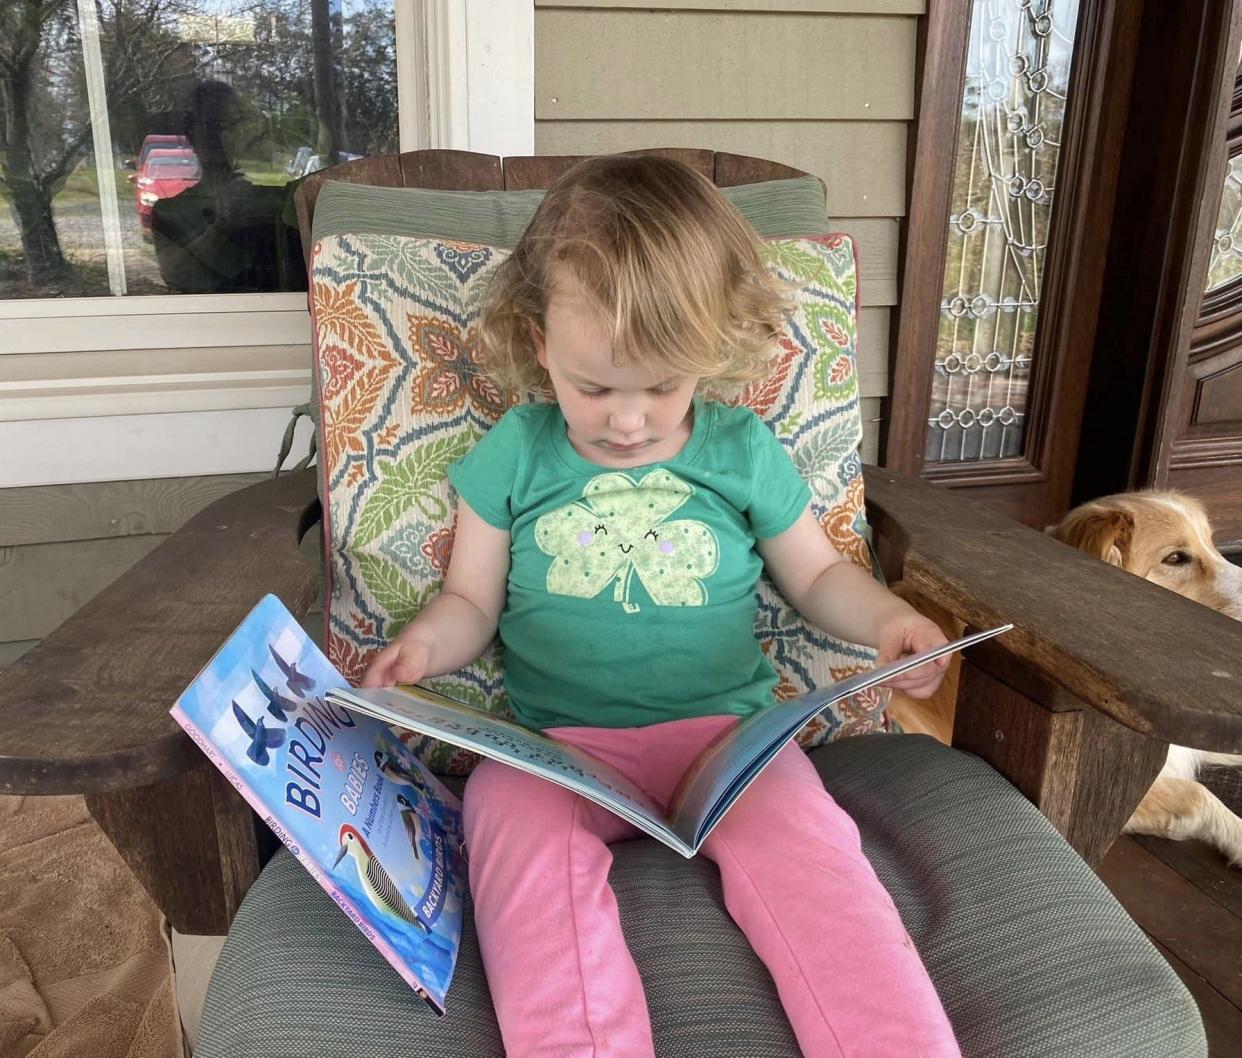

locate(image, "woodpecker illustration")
[[374, 749, 431, 795], [395, 793, 423, 860], [332, 825, 429, 933], [250, 667, 300, 722], [231, 700, 285, 766], [268, 644, 314, 696]]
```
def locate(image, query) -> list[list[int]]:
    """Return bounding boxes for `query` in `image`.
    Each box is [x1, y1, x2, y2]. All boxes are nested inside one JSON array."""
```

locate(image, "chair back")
[[298, 149, 887, 776]]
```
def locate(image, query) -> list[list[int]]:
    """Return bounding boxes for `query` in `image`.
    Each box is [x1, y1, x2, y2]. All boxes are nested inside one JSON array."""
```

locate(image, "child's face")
[[533, 272, 699, 468]]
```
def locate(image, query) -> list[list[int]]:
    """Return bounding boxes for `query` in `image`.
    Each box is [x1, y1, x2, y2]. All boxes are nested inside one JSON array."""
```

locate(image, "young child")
[[363, 155, 960, 1058]]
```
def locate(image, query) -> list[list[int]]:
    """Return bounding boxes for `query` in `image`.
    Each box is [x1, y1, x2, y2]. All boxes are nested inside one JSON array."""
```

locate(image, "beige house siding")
[[0, 474, 264, 666], [0, 473, 327, 666], [535, 0, 921, 461]]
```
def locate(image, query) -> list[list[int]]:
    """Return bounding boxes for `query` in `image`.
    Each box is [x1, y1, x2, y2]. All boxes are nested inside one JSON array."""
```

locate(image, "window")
[[0, 0, 398, 300], [1, 1, 531, 487]]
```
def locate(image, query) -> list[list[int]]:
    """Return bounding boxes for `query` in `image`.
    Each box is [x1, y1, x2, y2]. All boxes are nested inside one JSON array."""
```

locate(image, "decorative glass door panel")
[[926, 0, 1081, 463], [1205, 153, 1242, 294]]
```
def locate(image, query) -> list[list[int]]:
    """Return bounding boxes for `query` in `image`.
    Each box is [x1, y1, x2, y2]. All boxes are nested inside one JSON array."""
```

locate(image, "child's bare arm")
[[361, 499, 510, 687], [757, 508, 948, 698]]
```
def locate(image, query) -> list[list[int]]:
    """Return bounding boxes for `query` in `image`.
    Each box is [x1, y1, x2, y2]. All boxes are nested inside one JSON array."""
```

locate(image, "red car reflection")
[[132, 148, 201, 235], [136, 133, 190, 170]]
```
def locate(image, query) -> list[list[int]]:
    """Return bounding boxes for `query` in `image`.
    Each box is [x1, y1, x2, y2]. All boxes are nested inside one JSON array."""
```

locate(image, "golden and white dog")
[[1048, 491, 1242, 865]]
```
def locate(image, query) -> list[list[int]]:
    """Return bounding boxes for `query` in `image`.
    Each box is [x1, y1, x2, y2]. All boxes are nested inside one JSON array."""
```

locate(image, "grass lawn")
[[0, 154, 299, 297], [0, 157, 294, 208]]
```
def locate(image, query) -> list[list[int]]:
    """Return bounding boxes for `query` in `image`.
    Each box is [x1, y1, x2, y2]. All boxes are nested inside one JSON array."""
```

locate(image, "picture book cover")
[[170, 594, 466, 1014]]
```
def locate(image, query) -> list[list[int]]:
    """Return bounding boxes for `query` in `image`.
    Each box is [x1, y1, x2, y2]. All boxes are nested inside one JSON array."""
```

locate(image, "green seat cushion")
[[195, 735, 1204, 1058]]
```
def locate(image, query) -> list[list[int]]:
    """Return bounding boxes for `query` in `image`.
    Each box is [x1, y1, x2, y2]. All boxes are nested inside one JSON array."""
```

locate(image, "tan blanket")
[[0, 795, 182, 1058]]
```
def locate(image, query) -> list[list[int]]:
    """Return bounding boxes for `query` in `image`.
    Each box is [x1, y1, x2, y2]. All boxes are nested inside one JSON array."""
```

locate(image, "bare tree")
[[0, 0, 197, 289], [0, 0, 396, 293], [310, 0, 346, 164], [0, 1, 84, 286]]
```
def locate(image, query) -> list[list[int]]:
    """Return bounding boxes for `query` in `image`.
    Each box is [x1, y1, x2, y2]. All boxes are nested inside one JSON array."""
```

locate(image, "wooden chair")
[[3, 150, 1238, 1056]]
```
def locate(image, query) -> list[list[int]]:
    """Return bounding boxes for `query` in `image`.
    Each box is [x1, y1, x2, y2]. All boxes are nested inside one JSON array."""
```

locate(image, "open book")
[[327, 623, 1012, 857]]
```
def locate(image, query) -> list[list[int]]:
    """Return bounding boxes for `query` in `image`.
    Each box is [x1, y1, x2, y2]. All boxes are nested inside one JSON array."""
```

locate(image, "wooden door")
[[1071, 0, 1242, 552], [1150, 54, 1242, 551]]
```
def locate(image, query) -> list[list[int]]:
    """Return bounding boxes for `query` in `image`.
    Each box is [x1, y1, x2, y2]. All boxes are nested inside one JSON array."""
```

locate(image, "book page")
[[325, 686, 693, 852], [668, 624, 1013, 846]]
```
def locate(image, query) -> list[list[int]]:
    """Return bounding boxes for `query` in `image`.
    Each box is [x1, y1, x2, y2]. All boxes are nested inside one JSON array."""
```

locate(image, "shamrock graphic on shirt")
[[535, 469, 719, 613]]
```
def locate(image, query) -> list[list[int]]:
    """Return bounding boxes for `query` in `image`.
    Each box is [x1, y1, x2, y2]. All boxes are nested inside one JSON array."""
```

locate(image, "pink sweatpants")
[[462, 713, 961, 1058]]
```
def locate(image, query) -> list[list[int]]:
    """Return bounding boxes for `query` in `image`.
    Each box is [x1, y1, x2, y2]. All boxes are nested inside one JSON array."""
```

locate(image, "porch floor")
[[1096, 834, 1242, 1057]]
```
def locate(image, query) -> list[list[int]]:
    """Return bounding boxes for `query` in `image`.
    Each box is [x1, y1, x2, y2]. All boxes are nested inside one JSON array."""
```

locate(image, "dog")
[[1048, 491, 1242, 865]]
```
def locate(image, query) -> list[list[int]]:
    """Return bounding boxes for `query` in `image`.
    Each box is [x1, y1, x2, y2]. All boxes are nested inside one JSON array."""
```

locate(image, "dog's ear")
[[1047, 505, 1134, 567]]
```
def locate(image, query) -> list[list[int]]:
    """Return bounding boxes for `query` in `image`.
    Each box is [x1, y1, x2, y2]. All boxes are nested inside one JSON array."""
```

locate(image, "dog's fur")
[[1047, 491, 1242, 865]]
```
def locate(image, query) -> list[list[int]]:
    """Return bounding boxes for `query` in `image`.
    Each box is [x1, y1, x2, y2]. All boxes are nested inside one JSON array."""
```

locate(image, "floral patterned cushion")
[[311, 232, 886, 775]]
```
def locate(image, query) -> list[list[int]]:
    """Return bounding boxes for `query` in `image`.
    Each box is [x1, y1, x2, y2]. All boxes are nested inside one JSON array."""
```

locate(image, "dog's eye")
[[1162, 550, 1191, 566]]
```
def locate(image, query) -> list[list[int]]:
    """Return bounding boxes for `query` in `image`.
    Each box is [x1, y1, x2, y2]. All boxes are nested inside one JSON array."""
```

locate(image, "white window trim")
[[0, 408, 318, 488], [3, 1, 534, 486]]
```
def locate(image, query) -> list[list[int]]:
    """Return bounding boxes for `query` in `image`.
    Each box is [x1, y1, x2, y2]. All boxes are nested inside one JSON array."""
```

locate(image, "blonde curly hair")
[[475, 154, 793, 400]]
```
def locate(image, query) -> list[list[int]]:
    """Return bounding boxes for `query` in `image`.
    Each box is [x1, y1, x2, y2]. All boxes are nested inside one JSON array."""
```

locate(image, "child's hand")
[[876, 615, 950, 699], [361, 638, 433, 688]]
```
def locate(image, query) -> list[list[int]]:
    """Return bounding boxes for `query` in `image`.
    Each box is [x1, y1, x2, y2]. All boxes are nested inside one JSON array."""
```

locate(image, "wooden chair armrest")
[[0, 470, 320, 933], [0, 468, 321, 797], [864, 465, 1242, 864], [9, 462, 1232, 917], [863, 465, 1242, 752]]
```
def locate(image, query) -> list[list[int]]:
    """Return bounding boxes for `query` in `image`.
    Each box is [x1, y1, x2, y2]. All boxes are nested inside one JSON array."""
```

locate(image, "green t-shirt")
[[446, 397, 811, 730]]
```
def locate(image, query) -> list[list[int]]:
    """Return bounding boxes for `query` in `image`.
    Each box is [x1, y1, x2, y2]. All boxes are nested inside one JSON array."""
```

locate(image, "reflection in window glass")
[[1205, 154, 1242, 294], [0, 0, 397, 300], [926, 0, 1080, 463]]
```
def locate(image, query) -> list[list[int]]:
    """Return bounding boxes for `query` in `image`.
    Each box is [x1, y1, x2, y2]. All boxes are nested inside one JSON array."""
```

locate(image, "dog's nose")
[[1215, 561, 1242, 619]]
